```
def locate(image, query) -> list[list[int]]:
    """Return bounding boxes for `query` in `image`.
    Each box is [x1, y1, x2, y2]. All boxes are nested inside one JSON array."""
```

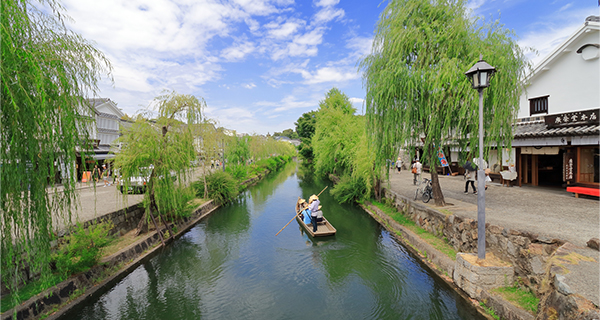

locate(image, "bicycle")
[[414, 178, 433, 203]]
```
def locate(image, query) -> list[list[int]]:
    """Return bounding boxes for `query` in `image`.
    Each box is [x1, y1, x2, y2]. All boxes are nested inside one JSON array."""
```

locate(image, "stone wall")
[[382, 188, 563, 293], [2, 201, 218, 320]]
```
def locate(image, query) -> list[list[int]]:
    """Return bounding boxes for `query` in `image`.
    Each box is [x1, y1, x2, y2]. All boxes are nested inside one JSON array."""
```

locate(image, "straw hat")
[[299, 198, 306, 204], [309, 195, 318, 203]]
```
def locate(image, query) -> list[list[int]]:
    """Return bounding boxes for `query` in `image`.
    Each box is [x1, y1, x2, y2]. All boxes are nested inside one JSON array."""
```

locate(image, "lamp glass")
[[472, 73, 479, 88], [481, 71, 488, 87]]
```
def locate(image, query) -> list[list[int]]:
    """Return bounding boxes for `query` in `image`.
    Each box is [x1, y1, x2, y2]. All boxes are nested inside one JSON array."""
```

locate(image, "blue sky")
[[62, 0, 598, 135]]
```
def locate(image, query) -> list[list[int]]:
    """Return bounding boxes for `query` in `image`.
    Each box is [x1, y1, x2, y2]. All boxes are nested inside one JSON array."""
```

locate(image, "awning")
[[92, 153, 115, 160]]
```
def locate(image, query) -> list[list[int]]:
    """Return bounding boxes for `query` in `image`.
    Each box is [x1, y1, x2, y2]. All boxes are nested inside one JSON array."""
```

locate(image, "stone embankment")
[[368, 184, 599, 320], [2, 169, 273, 320]]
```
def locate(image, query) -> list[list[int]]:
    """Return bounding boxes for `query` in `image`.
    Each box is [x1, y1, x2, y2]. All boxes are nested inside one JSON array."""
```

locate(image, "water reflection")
[[65, 162, 483, 320]]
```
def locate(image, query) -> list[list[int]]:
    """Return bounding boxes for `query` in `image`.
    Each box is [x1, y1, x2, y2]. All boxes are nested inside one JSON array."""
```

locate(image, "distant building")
[[77, 98, 124, 176]]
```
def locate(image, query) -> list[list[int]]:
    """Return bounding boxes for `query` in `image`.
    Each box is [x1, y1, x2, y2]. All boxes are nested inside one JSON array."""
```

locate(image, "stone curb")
[[2, 201, 219, 320], [359, 202, 497, 320], [360, 197, 541, 320]]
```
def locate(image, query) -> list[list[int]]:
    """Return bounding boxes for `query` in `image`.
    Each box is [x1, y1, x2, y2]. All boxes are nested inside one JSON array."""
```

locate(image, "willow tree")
[[1, 0, 111, 301], [312, 88, 376, 203], [359, 0, 530, 206], [113, 91, 205, 241]]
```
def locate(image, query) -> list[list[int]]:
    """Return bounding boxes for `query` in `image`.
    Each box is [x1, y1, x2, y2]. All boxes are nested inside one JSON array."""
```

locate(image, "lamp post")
[[465, 56, 496, 260]]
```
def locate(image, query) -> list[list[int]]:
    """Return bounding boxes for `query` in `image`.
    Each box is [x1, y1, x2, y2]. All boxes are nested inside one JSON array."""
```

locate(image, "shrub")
[[192, 171, 238, 205], [53, 222, 114, 277], [330, 175, 369, 204]]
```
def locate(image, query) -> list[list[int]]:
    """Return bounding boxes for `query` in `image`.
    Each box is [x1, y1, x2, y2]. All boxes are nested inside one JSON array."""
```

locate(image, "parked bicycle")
[[414, 178, 433, 203]]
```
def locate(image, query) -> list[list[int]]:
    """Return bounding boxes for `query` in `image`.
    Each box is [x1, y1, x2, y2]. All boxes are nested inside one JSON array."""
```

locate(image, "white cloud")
[[313, 7, 344, 24], [221, 41, 255, 61], [243, 83, 257, 89], [558, 3, 573, 12], [265, 17, 305, 39], [315, 0, 340, 7], [303, 66, 359, 84]]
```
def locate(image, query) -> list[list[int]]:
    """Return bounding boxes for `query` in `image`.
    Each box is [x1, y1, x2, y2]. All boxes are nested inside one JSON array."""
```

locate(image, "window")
[[529, 95, 549, 115]]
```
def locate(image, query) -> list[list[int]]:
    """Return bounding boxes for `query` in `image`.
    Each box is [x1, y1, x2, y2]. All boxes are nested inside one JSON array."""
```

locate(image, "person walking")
[[464, 161, 477, 194], [412, 159, 422, 185], [92, 164, 101, 183], [396, 157, 403, 173]]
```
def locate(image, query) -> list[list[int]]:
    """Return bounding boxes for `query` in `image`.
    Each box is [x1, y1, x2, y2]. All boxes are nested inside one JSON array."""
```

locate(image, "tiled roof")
[[514, 119, 600, 138], [88, 98, 110, 108], [97, 111, 120, 120]]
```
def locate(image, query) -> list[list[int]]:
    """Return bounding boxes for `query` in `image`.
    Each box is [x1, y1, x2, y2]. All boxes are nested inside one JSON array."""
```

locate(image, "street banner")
[[437, 147, 449, 167]]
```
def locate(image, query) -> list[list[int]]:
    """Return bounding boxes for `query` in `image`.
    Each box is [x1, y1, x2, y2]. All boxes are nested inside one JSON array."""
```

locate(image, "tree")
[[312, 88, 377, 203], [294, 111, 317, 162], [1, 0, 111, 301], [359, 0, 530, 206], [313, 88, 358, 176], [113, 91, 205, 241]]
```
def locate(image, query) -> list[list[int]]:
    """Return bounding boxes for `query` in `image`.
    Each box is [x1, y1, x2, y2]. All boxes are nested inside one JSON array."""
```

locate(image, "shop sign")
[[546, 108, 600, 128], [564, 152, 574, 182]]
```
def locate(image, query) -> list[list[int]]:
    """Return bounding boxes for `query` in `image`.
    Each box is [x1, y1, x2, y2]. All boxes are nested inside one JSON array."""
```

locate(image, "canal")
[[64, 163, 484, 319]]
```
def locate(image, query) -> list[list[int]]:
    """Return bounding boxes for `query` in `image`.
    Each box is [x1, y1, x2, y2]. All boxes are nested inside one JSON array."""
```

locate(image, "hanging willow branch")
[[359, 0, 531, 206], [1, 0, 112, 305]]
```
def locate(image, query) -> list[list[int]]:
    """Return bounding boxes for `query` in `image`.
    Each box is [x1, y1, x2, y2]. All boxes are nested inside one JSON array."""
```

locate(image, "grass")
[[492, 285, 539, 314], [479, 301, 500, 320], [370, 200, 457, 261]]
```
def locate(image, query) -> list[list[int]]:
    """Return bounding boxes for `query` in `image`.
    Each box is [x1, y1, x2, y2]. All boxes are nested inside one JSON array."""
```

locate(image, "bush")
[[330, 175, 370, 204], [226, 165, 248, 181], [53, 222, 114, 277], [192, 171, 238, 205]]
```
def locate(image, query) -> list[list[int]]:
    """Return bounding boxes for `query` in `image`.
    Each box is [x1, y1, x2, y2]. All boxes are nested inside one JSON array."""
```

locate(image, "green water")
[[64, 163, 483, 319]]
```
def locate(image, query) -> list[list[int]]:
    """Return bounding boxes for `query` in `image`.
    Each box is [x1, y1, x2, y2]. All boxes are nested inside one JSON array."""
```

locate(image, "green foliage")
[[113, 91, 204, 219], [192, 171, 239, 205], [492, 284, 539, 314], [359, 0, 531, 205], [310, 88, 377, 203], [1, 0, 112, 305], [273, 128, 299, 139], [226, 164, 249, 181], [227, 137, 251, 166], [53, 222, 114, 277], [330, 175, 369, 204], [295, 111, 317, 162], [479, 301, 500, 320]]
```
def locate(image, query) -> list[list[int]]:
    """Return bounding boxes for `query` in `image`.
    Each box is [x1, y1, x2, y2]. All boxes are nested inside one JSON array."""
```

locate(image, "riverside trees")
[[113, 91, 205, 240], [359, 0, 530, 206], [1, 0, 111, 303], [311, 88, 377, 203]]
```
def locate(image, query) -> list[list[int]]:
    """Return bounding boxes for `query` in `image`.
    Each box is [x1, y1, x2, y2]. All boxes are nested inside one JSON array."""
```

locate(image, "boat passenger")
[[308, 195, 322, 232]]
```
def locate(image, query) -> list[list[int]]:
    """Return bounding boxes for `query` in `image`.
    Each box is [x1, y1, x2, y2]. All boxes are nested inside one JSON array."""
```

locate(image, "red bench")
[[566, 186, 600, 198]]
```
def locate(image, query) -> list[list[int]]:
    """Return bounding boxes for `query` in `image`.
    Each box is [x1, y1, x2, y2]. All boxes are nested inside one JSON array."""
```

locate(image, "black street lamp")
[[465, 56, 496, 260]]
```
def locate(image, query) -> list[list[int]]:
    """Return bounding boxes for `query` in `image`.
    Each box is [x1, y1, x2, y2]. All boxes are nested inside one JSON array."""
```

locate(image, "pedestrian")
[[464, 161, 477, 194], [92, 164, 101, 183], [396, 157, 402, 173], [102, 164, 111, 187], [308, 194, 322, 232], [412, 159, 422, 185]]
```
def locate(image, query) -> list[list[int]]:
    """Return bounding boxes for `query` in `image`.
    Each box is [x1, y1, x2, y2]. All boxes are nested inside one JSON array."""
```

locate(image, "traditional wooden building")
[[510, 16, 599, 195]]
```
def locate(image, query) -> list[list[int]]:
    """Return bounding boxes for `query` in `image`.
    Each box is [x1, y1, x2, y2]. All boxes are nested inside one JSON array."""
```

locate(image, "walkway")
[[386, 169, 599, 307]]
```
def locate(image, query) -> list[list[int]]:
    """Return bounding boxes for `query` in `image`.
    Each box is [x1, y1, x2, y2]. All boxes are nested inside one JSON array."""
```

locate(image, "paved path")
[[387, 169, 599, 306], [386, 170, 599, 247], [51, 166, 211, 230]]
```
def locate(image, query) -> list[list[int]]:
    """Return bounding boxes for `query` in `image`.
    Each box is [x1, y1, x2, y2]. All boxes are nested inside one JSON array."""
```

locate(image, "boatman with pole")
[[308, 195, 322, 232]]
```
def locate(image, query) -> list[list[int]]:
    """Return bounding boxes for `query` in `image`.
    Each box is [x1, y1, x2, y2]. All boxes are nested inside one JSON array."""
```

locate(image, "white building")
[[511, 16, 599, 189]]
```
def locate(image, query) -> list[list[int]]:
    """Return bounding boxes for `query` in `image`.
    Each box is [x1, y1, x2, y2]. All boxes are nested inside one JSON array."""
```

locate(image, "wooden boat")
[[295, 199, 336, 237]]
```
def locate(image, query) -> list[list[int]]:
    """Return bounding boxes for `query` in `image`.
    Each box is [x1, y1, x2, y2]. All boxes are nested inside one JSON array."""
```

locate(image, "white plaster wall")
[[517, 29, 599, 119]]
